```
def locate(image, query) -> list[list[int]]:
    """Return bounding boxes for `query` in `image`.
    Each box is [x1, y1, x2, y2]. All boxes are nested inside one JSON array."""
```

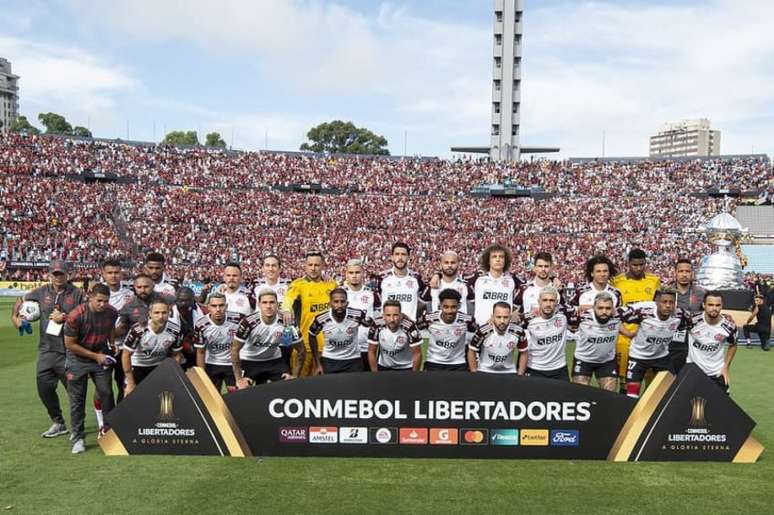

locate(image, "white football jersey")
[[572, 282, 622, 308], [345, 286, 375, 352], [123, 320, 183, 367], [573, 309, 623, 364], [234, 313, 300, 362], [687, 313, 737, 377], [468, 322, 526, 374], [253, 277, 290, 306], [368, 315, 422, 369], [523, 308, 571, 371], [466, 272, 520, 326], [223, 286, 254, 317], [193, 313, 241, 366], [622, 304, 689, 360], [429, 276, 472, 314], [417, 311, 478, 366], [373, 268, 425, 321], [309, 308, 370, 361]]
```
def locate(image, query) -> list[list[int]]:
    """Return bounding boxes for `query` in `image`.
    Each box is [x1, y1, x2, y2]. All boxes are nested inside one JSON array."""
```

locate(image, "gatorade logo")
[[460, 429, 488, 446], [429, 428, 459, 445]]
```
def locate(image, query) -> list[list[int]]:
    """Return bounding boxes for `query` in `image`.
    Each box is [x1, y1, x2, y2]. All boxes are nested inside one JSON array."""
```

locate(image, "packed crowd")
[[1, 132, 771, 195], [1, 133, 771, 286]]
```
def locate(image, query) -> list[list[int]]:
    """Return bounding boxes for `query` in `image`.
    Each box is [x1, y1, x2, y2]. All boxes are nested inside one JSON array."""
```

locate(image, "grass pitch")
[[0, 297, 772, 513]]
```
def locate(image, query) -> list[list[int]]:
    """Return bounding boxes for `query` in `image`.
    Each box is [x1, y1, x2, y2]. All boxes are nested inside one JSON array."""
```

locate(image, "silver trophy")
[[696, 213, 748, 290]]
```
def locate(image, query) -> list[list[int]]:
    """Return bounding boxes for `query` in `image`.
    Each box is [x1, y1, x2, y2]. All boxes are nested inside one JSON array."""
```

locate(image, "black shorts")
[[242, 358, 288, 384], [424, 362, 468, 372], [709, 374, 730, 395], [526, 366, 569, 381], [626, 356, 673, 383], [205, 364, 236, 387], [360, 351, 371, 371], [668, 347, 689, 375], [132, 366, 157, 385], [572, 358, 617, 379], [377, 365, 412, 372], [321, 357, 364, 374]]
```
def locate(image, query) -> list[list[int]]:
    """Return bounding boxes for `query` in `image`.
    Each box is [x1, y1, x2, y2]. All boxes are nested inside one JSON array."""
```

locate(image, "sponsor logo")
[[520, 429, 549, 446], [460, 429, 488, 445], [663, 397, 729, 451], [429, 428, 459, 445], [490, 429, 520, 446], [339, 427, 368, 444], [482, 291, 509, 301], [399, 428, 428, 445], [387, 294, 414, 303], [550, 429, 580, 447], [309, 426, 338, 444], [310, 303, 329, 313], [278, 427, 307, 443], [369, 427, 397, 444], [158, 391, 176, 421]]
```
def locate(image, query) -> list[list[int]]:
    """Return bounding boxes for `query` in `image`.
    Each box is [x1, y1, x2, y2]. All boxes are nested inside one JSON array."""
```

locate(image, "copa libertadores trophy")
[[695, 212, 753, 310]]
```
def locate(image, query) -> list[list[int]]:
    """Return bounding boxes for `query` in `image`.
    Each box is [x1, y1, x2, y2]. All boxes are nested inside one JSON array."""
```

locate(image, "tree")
[[38, 112, 73, 135], [9, 115, 41, 135], [162, 130, 199, 146], [300, 120, 389, 155], [73, 126, 92, 138], [205, 131, 226, 148]]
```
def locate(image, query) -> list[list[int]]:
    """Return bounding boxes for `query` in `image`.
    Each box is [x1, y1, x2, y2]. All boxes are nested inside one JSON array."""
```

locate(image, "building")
[[451, 1, 559, 162], [0, 58, 20, 133], [649, 119, 721, 158], [490, 0, 523, 161]]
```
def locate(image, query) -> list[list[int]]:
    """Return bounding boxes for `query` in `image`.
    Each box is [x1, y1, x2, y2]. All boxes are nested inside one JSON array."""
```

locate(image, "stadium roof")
[[450, 146, 560, 154]]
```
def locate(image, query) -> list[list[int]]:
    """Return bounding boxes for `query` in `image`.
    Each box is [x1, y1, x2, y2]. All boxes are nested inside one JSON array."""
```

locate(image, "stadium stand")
[[1, 132, 772, 285]]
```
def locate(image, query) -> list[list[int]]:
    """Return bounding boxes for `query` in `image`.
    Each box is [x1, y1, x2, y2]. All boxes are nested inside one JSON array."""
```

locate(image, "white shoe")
[[71, 439, 86, 454], [41, 423, 69, 438]]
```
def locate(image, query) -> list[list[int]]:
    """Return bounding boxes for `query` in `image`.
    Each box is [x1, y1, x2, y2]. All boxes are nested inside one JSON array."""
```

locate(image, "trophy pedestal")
[[714, 290, 754, 311]]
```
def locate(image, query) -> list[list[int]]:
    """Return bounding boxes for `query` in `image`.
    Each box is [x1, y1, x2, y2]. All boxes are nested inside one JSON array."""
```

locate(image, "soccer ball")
[[19, 301, 41, 322]]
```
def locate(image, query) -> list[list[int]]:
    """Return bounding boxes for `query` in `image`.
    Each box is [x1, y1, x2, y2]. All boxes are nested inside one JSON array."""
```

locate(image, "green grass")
[[1, 297, 772, 513]]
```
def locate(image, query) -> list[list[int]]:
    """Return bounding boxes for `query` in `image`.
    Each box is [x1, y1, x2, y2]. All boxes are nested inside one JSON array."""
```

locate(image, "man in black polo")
[[11, 259, 85, 438]]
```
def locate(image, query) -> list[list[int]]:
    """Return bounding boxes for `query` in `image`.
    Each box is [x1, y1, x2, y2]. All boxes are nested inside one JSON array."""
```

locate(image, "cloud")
[[0, 34, 138, 128], [521, 0, 774, 156], [6, 0, 774, 157]]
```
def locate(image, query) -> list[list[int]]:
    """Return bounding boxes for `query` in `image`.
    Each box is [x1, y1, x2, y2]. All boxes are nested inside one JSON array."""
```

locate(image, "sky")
[[1, 0, 773, 158]]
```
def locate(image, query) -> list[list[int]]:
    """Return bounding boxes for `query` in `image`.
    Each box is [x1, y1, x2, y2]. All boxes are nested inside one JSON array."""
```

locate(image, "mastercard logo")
[[461, 429, 489, 445]]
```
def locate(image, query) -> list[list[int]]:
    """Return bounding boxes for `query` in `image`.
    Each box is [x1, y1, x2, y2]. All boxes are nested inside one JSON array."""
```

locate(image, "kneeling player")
[[417, 289, 478, 371], [231, 289, 303, 387], [194, 292, 241, 393], [467, 302, 527, 375], [622, 286, 689, 398], [687, 291, 737, 394], [121, 300, 183, 396], [368, 300, 422, 372], [308, 288, 371, 374], [571, 292, 632, 391]]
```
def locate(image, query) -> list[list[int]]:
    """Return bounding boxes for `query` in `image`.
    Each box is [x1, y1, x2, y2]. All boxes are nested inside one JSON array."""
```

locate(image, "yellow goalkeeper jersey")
[[611, 273, 661, 305], [281, 276, 337, 344]]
